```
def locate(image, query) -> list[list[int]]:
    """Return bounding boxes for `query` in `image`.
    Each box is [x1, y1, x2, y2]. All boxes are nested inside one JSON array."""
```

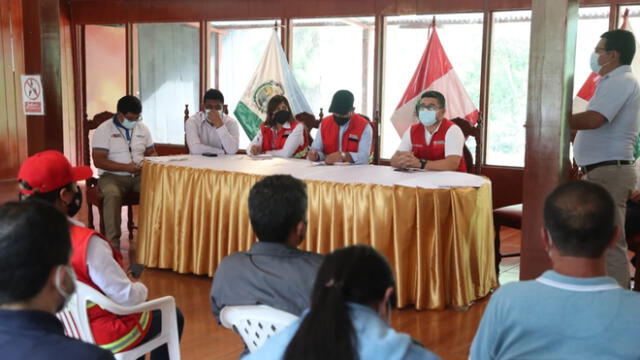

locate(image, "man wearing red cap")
[[18, 150, 183, 360]]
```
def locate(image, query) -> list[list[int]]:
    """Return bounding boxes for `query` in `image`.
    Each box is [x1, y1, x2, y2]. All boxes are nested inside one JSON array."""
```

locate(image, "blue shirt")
[[0, 309, 114, 360], [470, 270, 640, 359], [574, 65, 640, 166], [310, 118, 373, 165], [244, 302, 440, 360]]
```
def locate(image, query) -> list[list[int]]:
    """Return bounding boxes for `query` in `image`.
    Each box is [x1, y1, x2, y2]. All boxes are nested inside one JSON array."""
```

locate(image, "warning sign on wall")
[[21, 75, 45, 115]]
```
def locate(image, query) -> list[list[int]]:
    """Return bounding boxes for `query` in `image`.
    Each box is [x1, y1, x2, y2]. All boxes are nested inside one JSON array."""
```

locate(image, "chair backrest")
[[55, 282, 98, 343], [451, 115, 484, 175], [220, 305, 298, 353], [83, 111, 115, 167]]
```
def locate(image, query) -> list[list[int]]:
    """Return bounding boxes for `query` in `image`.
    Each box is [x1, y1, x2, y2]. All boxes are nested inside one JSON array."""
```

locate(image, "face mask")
[[334, 115, 350, 126], [54, 265, 76, 312], [418, 109, 437, 126], [590, 52, 612, 74], [274, 110, 291, 125], [65, 186, 83, 217], [122, 119, 137, 130]]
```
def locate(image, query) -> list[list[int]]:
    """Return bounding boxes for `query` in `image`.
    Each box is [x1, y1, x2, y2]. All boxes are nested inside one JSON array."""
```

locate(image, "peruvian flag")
[[573, 9, 640, 113], [390, 20, 478, 137]]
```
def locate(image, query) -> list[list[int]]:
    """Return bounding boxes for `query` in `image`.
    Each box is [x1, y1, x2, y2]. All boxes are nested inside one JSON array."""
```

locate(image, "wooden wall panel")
[[481, 166, 524, 208], [417, 0, 484, 14], [0, 0, 27, 181]]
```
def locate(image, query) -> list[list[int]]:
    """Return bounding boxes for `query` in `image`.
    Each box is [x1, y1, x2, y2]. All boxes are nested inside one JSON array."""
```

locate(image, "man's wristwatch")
[[420, 159, 427, 169]]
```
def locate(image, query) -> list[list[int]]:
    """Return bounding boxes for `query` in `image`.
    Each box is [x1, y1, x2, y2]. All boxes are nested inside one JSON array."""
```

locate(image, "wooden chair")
[[84, 111, 139, 242], [450, 114, 484, 175], [628, 232, 640, 291]]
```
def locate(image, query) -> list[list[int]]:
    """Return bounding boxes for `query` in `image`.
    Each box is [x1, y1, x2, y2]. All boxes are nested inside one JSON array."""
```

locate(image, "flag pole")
[[622, 8, 630, 29]]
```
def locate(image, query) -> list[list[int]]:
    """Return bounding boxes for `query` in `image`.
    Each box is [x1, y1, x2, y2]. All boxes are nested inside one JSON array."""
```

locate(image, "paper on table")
[[148, 155, 191, 162], [248, 154, 273, 160]]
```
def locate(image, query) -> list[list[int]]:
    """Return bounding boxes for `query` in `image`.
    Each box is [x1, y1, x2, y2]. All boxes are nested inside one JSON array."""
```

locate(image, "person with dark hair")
[[92, 95, 157, 248], [247, 95, 311, 158], [390, 90, 466, 172], [471, 180, 640, 359], [186, 88, 240, 155], [0, 201, 115, 360], [571, 29, 640, 287], [18, 150, 183, 360], [210, 175, 322, 321], [245, 245, 440, 360], [307, 89, 373, 165]]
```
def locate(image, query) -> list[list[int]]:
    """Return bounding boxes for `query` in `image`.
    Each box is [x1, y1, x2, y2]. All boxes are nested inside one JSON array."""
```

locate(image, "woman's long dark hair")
[[265, 95, 295, 127], [283, 245, 395, 360]]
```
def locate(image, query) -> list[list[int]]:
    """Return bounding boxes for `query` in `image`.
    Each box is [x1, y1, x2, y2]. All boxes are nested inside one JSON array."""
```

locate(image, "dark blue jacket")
[[0, 309, 114, 360]]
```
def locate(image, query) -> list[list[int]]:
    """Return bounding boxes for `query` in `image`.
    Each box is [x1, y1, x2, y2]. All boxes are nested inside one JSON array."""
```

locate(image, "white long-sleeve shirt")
[[69, 218, 148, 306], [185, 111, 240, 155], [247, 121, 305, 158]]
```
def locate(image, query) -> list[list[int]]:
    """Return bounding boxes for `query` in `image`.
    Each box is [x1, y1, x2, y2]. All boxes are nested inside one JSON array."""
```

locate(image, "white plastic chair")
[[56, 281, 180, 360], [220, 305, 298, 353]]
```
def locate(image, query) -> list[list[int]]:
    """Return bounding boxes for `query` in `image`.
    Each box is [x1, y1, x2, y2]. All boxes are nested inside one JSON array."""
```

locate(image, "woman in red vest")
[[390, 90, 467, 172], [17, 150, 184, 360], [248, 95, 310, 158]]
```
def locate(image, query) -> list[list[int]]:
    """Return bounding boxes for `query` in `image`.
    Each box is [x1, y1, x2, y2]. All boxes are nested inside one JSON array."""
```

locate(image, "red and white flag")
[[390, 21, 478, 137], [573, 9, 640, 113]]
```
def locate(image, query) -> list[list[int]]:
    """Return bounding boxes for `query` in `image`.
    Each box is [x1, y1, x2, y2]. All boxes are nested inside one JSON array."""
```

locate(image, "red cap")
[[18, 150, 93, 195]]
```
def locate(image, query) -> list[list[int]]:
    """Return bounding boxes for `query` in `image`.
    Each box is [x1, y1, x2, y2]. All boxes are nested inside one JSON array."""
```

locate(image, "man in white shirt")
[[390, 91, 466, 172], [571, 29, 640, 287], [471, 180, 640, 359], [18, 150, 183, 360], [92, 95, 157, 248], [185, 89, 240, 155]]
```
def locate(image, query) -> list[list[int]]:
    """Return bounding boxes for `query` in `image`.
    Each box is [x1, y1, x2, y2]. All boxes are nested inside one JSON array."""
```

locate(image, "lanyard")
[[115, 125, 135, 162]]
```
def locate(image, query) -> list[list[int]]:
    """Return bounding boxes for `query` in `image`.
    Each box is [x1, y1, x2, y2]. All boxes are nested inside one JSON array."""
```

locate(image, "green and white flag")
[[234, 30, 313, 140]]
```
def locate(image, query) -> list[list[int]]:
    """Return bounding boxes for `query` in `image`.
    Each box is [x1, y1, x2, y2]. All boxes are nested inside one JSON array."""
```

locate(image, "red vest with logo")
[[260, 121, 310, 158], [69, 225, 151, 353], [320, 114, 372, 159], [410, 119, 467, 173]]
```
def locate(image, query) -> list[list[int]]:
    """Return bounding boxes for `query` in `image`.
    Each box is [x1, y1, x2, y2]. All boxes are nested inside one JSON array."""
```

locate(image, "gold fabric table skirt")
[[137, 161, 497, 310]]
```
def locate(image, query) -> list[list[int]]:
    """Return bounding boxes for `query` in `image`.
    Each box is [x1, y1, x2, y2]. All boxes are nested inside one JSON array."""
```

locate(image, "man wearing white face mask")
[[185, 88, 240, 155], [571, 29, 640, 288], [0, 201, 115, 360], [18, 150, 184, 360], [390, 90, 466, 172], [92, 95, 157, 248]]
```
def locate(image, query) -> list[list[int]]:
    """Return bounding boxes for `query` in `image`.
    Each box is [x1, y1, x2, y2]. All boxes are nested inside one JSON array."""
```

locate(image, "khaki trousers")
[[98, 173, 141, 248], [584, 164, 636, 288]]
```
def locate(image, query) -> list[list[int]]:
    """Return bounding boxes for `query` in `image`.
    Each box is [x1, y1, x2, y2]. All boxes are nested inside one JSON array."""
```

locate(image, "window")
[[291, 17, 374, 120], [382, 13, 483, 159], [619, 5, 640, 32], [573, 7, 610, 98], [135, 23, 199, 145], [485, 11, 531, 167], [209, 20, 280, 148], [85, 24, 125, 117]]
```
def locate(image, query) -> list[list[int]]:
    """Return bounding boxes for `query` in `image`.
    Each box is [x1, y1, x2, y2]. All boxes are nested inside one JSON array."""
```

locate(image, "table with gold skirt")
[[137, 155, 497, 310]]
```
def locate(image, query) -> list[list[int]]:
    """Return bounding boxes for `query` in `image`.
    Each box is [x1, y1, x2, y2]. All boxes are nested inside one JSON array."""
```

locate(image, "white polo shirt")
[[396, 121, 465, 157], [574, 65, 640, 166], [92, 117, 154, 176]]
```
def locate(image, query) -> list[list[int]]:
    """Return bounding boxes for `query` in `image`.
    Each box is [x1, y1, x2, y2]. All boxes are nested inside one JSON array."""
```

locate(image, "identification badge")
[[434, 140, 445, 145], [348, 134, 359, 141]]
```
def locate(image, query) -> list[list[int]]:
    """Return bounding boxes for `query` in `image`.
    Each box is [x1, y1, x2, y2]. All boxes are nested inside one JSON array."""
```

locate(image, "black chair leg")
[[127, 205, 135, 241], [494, 224, 502, 277], [88, 203, 95, 230]]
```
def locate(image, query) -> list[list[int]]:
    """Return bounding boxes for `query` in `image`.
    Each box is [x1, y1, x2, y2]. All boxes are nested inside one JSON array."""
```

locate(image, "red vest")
[[410, 119, 467, 173], [320, 114, 371, 160], [260, 121, 310, 158], [69, 225, 151, 353]]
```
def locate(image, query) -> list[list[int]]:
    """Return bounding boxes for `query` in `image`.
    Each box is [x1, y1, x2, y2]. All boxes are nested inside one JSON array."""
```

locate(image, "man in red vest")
[[18, 150, 183, 360], [308, 89, 373, 165], [390, 90, 466, 172]]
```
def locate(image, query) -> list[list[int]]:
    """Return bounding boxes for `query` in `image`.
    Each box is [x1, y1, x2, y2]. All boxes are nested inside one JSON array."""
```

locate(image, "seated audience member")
[[18, 150, 183, 360], [307, 90, 373, 165], [471, 180, 640, 359], [92, 95, 157, 248], [247, 95, 310, 158], [245, 245, 440, 360], [0, 201, 114, 360], [186, 88, 240, 155], [211, 175, 323, 320], [390, 91, 466, 172]]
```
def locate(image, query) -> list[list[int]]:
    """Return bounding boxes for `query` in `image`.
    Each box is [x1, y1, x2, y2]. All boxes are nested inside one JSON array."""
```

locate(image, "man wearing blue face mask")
[[390, 91, 466, 172], [308, 89, 373, 165], [92, 95, 157, 248], [571, 29, 640, 288]]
